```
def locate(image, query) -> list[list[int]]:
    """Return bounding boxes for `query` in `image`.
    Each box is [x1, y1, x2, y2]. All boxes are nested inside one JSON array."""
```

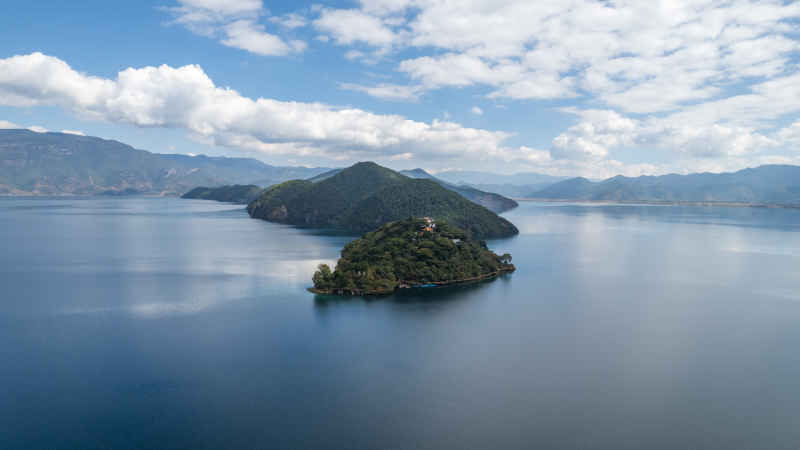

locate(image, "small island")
[[311, 217, 515, 296]]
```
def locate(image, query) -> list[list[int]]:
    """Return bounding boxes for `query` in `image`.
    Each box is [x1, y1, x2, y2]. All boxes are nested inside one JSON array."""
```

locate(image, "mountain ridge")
[[531, 165, 800, 204], [398, 168, 518, 213], [0, 129, 329, 196]]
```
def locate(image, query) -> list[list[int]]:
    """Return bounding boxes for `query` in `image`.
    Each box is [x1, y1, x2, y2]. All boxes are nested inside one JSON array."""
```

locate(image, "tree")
[[313, 264, 334, 289]]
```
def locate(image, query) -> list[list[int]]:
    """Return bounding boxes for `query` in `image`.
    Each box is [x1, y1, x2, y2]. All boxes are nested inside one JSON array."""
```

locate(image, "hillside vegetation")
[[247, 162, 519, 239], [399, 168, 518, 213], [312, 217, 515, 295], [181, 185, 263, 204]]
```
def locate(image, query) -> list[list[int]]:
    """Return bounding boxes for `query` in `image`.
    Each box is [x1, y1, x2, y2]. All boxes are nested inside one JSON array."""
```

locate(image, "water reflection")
[[4, 198, 800, 449]]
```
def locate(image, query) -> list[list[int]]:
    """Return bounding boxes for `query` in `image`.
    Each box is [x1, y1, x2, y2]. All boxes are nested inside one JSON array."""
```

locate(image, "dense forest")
[[247, 162, 519, 239], [311, 217, 515, 295], [181, 185, 263, 204]]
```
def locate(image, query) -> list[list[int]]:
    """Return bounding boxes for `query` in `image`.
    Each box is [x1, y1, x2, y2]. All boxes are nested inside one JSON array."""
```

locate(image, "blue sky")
[[1, 0, 799, 177]]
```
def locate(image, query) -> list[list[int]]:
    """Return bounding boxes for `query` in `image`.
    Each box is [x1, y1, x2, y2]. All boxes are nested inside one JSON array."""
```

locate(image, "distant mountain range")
[[4, 128, 800, 206], [0, 129, 328, 196], [247, 162, 519, 239], [532, 165, 800, 204], [434, 170, 570, 198], [398, 168, 517, 213]]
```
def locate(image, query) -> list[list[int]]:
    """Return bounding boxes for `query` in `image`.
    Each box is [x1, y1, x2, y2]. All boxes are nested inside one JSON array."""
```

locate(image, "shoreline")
[[513, 198, 800, 209], [309, 265, 516, 297]]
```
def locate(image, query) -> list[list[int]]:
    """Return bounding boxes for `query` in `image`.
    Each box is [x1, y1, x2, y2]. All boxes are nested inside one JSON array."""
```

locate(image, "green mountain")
[[533, 165, 800, 204], [181, 185, 264, 204], [0, 129, 329, 196], [307, 168, 342, 183], [399, 168, 518, 213], [311, 217, 515, 295], [247, 162, 519, 239]]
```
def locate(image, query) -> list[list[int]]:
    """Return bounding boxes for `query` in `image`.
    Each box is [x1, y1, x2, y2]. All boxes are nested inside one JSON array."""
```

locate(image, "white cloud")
[[61, 129, 85, 136], [340, 82, 421, 101], [268, 13, 308, 29], [0, 119, 20, 129], [313, 0, 800, 114], [399, 53, 522, 89], [777, 121, 800, 146], [470, 106, 483, 115], [313, 8, 397, 47], [0, 52, 534, 168], [551, 108, 778, 161], [167, 0, 305, 56], [221, 20, 305, 56], [2, 51, 799, 179], [28, 125, 48, 133]]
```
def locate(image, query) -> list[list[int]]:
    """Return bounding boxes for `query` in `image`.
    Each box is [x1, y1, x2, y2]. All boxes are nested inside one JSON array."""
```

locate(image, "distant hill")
[[181, 185, 263, 204], [398, 168, 518, 213], [0, 129, 329, 196], [435, 170, 569, 198], [247, 162, 519, 239], [532, 165, 800, 204]]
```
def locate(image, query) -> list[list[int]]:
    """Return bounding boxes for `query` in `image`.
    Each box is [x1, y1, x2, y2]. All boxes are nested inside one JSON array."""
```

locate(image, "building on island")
[[422, 216, 436, 232]]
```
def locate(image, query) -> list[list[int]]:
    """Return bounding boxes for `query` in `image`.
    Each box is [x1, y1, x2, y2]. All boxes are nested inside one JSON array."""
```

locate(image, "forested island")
[[247, 162, 519, 239], [311, 217, 515, 296]]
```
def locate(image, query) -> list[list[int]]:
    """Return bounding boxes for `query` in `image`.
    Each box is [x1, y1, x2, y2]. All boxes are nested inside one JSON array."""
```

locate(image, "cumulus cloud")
[[221, 20, 306, 55], [470, 106, 483, 116], [166, 0, 305, 56], [2, 51, 798, 178], [0, 52, 537, 166], [313, 8, 397, 47], [0, 119, 20, 129], [551, 109, 778, 161], [312, 0, 800, 114]]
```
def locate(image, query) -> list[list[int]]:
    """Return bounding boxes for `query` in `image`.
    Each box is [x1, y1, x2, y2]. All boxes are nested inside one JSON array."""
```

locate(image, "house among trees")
[[422, 216, 436, 232]]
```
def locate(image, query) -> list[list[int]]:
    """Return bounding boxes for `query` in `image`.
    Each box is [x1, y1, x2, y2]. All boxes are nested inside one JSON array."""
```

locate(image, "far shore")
[[513, 198, 800, 210]]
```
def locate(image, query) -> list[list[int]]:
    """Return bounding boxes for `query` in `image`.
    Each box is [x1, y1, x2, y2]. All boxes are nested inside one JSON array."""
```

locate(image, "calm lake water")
[[3, 197, 800, 449]]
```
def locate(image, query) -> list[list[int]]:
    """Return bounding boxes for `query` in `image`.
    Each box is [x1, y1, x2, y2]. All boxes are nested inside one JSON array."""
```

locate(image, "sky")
[[0, 0, 799, 178]]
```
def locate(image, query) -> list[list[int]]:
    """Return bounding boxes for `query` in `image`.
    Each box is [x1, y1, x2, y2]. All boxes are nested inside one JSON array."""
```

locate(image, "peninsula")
[[181, 185, 263, 204], [311, 217, 515, 296]]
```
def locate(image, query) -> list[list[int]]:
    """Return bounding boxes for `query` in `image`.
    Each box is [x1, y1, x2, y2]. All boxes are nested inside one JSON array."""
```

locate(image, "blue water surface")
[[2, 198, 800, 449]]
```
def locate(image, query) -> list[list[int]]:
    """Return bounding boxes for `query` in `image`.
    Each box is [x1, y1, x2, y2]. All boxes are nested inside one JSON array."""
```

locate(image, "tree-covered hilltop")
[[181, 185, 264, 204], [247, 162, 519, 239], [311, 217, 515, 295]]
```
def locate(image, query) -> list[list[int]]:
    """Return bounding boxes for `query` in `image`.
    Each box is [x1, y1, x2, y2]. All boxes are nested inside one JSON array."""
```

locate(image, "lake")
[[3, 197, 800, 449]]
